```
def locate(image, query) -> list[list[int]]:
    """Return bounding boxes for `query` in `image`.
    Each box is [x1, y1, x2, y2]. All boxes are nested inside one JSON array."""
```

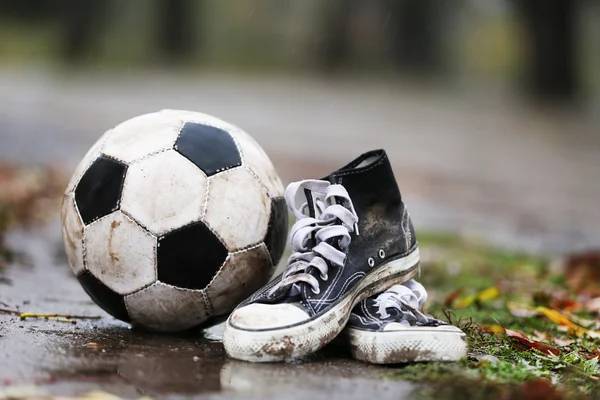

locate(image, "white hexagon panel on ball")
[[102, 112, 183, 164], [84, 211, 157, 295], [125, 282, 209, 332], [203, 168, 271, 251], [120, 150, 207, 236]]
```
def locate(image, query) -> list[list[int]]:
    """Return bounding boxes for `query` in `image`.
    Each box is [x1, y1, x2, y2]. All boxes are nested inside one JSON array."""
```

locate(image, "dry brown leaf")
[[515, 378, 562, 400], [443, 288, 462, 307], [505, 328, 562, 356], [559, 250, 600, 296], [550, 296, 581, 312]]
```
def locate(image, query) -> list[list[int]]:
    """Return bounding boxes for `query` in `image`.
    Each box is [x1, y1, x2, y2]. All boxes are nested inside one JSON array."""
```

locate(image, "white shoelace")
[[374, 280, 433, 325], [267, 180, 359, 297]]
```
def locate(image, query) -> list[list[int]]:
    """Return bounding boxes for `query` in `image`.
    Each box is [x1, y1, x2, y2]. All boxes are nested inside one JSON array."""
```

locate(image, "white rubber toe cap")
[[229, 303, 310, 330]]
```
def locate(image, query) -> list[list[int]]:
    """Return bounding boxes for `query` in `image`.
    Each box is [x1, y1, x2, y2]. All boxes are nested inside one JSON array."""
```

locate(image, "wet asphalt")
[[0, 221, 413, 400]]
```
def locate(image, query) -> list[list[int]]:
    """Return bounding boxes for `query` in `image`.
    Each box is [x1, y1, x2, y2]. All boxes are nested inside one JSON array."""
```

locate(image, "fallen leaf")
[[551, 297, 581, 312], [552, 338, 575, 347], [443, 288, 462, 307], [470, 352, 500, 363], [535, 307, 600, 337], [507, 302, 539, 318], [477, 286, 500, 302], [83, 342, 103, 349], [505, 328, 562, 356], [454, 295, 476, 309], [453, 286, 500, 309], [480, 324, 505, 335], [559, 250, 600, 296], [20, 312, 101, 321], [515, 378, 562, 400]]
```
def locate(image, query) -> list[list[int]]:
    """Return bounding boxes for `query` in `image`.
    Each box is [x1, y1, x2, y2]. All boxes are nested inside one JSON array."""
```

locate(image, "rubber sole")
[[345, 324, 467, 364], [223, 248, 420, 362]]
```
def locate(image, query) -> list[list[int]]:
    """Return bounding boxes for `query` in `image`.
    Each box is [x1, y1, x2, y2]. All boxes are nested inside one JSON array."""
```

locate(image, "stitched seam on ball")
[[181, 119, 243, 172], [205, 242, 266, 294], [67, 192, 87, 275], [81, 223, 88, 275], [131, 146, 173, 164], [204, 242, 264, 285], [201, 178, 211, 220], [227, 128, 245, 165], [119, 209, 158, 239], [125, 279, 157, 296], [201, 289, 213, 316], [154, 280, 205, 293], [173, 120, 188, 148], [68, 130, 111, 194], [242, 165, 273, 197], [205, 254, 231, 291]]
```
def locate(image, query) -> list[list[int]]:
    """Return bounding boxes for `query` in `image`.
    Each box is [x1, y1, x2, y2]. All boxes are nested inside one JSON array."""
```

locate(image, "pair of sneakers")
[[223, 150, 467, 363]]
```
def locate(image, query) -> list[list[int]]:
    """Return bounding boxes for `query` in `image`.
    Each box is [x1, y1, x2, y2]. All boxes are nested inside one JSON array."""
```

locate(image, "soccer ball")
[[60, 110, 288, 331]]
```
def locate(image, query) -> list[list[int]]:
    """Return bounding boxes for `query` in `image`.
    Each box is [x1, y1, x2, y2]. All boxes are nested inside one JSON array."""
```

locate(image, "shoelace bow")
[[374, 280, 442, 326], [268, 180, 359, 297]]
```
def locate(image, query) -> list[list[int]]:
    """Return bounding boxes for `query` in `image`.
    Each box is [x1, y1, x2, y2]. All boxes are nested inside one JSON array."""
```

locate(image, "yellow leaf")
[[454, 295, 476, 309], [536, 307, 600, 338], [453, 287, 500, 309], [480, 324, 505, 335], [477, 287, 500, 302]]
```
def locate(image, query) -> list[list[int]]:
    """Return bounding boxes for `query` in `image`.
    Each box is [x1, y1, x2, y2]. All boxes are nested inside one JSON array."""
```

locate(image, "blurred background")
[[0, 0, 599, 254]]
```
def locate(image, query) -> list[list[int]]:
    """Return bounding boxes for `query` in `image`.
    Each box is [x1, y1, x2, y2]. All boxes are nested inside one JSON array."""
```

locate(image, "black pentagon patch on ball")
[[264, 196, 289, 266], [174, 122, 242, 176], [78, 270, 130, 322], [157, 221, 228, 290], [75, 156, 127, 225]]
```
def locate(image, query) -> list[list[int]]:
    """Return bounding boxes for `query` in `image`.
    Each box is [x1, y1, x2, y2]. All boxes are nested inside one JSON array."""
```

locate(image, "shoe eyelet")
[[320, 273, 328, 281], [379, 249, 385, 259], [368, 257, 375, 267], [311, 287, 321, 295]]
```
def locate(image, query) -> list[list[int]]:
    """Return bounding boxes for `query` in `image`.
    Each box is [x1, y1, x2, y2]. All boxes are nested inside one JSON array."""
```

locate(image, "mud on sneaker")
[[223, 149, 420, 362], [344, 279, 467, 364]]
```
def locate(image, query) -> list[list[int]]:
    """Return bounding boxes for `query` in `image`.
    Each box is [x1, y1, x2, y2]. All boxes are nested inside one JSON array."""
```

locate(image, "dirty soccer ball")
[[60, 110, 288, 331]]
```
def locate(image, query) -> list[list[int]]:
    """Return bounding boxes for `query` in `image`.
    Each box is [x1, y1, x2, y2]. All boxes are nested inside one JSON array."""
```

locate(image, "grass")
[[384, 232, 600, 400]]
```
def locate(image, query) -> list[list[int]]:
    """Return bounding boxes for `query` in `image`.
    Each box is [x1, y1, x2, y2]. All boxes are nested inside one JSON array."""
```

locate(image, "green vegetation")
[[385, 233, 600, 400]]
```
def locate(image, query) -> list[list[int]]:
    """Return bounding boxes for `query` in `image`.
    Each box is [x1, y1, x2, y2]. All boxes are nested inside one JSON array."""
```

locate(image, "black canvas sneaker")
[[344, 279, 467, 364], [223, 149, 420, 362]]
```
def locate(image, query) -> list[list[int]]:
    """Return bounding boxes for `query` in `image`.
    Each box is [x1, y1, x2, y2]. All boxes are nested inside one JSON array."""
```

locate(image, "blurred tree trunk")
[[61, 0, 108, 63], [384, 0, 441, 74], [156, 0, 196, 62], [515, 0, 578, 102], [315, 0, 353, 71]]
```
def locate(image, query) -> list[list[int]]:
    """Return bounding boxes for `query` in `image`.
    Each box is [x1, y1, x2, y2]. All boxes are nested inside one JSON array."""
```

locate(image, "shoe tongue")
[[303, 188, 318, 219]]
